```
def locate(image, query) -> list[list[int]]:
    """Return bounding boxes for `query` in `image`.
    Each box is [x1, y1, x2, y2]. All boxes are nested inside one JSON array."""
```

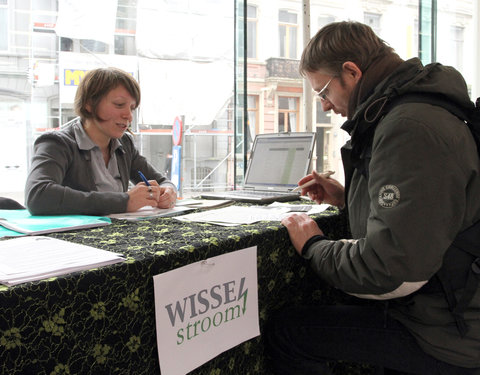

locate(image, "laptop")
[[200, 132, 315, 204]]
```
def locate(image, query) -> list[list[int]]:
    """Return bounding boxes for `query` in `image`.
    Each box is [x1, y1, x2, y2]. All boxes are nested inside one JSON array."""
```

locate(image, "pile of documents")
[[107, 199, 234, 221], [0, 236, 125, 286], [175, 203, 330, 226]]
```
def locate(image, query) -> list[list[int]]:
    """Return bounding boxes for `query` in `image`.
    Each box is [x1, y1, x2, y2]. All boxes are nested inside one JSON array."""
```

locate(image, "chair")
[[0, 197, 25, 210]]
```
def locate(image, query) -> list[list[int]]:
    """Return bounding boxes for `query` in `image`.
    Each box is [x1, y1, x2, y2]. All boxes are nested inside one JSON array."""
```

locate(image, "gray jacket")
[[305, 59, 480, 367], [25, 118, 175, 215]]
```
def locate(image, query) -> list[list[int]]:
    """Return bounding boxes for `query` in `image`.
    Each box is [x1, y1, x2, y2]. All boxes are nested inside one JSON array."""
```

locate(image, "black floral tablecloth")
[[0, 205, 372, 375]]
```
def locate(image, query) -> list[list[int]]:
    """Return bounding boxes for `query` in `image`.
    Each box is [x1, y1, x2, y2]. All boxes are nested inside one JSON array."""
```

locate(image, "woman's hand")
[[127, 179, 176, 212], [126, 184, 158, 212], [143, 180, 177, 208], [155, 186, 177, 209], [299, 170, 345, 207]]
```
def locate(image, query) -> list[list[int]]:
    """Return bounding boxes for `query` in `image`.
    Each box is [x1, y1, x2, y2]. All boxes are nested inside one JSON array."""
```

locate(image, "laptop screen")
[[244, 133, 315, 191]]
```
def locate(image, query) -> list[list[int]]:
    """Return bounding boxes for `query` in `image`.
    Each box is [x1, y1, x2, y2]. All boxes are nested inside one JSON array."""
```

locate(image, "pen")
[[137, 170, 151, 186], [292, 170, 335, 192]]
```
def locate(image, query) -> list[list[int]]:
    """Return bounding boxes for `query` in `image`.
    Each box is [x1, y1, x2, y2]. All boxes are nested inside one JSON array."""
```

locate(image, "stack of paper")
[[175, 205, 290, 226], [107, 205, 193, 221], [0, 236, 125, 286], [174, 203, 331, 226], [175, 198, 234, 210]]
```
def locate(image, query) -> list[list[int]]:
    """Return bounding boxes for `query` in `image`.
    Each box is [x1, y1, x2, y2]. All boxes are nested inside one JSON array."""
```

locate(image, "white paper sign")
[[153, 246, 260, 375]]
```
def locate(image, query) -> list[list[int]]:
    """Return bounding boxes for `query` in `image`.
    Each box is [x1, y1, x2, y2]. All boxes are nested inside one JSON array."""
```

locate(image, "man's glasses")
[[316, 77, 334, 101]]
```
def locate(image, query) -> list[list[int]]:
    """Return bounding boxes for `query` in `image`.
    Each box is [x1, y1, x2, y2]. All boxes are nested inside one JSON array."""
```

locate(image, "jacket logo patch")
[[378, 185, 400, 208]]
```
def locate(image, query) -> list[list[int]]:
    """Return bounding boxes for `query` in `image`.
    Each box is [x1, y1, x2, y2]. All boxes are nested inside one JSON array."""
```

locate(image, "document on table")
[[107, 205, 193, 221], [0, 236, 125, 286], [175, 198, 234, 210], [174, 203, 330, 226]]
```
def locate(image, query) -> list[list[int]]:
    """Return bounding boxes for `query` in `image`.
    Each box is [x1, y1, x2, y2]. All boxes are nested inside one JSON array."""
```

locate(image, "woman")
[[25, 67, 177, 215]]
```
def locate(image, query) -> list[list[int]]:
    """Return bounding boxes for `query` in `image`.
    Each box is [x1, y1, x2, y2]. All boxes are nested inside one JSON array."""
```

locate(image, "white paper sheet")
[[107, 205, 192, 221], [153, 246, 259, 375], [0, 236, 125, 286], [174, 203, 331, 226]]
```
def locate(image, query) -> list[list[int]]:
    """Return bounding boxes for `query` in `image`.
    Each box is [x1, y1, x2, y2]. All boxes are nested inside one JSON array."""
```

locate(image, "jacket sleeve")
[[25, 133, 129, 216], [304, 105, 476, 299]]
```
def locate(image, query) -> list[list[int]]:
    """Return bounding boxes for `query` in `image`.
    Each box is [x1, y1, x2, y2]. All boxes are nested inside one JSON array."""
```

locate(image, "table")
[[0, 205, 369, 375]]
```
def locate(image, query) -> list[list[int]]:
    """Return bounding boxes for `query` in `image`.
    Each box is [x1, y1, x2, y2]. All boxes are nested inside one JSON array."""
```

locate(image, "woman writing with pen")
[[25, 67, 177, 216]]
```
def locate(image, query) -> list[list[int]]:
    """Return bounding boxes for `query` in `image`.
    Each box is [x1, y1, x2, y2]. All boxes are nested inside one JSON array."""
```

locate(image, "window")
[[449, 25, 464, 71], [247, 5, 258, 59], [247, 95, 259, 147], [80, 39, 108, 54], [315, 102, 332, 172], [316, 101, 330, 125], [0, 0, 7, 51], [115, 0, 137, 55], [278, 96, 298, 132], [279, 10, 297, 58], [60, 37, 73, 52], [318, 15, 335, 30], [364, 12, 381, 35]]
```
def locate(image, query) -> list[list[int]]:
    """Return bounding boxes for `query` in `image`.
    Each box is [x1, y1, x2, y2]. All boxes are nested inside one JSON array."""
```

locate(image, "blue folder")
[[0, 209, 111, 238]]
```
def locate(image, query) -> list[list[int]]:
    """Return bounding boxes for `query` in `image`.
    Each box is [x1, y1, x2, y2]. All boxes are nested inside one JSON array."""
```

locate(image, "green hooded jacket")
[[305, 58, 480, 368]]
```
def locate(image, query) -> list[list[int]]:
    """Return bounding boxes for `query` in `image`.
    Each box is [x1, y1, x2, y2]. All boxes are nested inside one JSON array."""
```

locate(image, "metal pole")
[[473, 0, 480, 99], [302, 0, 313, 132]]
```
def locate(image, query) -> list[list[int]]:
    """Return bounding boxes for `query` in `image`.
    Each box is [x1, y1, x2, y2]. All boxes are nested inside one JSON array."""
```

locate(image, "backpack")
[[347, 93, 480, 337]]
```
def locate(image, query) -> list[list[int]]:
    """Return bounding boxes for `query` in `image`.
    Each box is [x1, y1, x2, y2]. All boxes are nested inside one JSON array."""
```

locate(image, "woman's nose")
[[122, 108, 133, 121]]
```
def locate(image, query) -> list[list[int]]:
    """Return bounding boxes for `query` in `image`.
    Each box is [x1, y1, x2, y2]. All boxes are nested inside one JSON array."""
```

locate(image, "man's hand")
[[281, 213, 324, 255], [298, 170, 345, 207]]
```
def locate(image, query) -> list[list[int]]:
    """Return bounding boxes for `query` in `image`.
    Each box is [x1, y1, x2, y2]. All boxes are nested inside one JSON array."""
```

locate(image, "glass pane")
[[278, 97, 289, 109], [288, 112, 297, 131], [247, 20, 257, 58], [288, 26, 297, 58], [279, 25, 286, 57], [436, 0, 474, 90], [247, 4, 256, 18], [278, 113, 286, 132], [279, 10, 289, 23], [80, 39, 108, 53], [0, 8, 7, 50], [115, 35, 136, 55]]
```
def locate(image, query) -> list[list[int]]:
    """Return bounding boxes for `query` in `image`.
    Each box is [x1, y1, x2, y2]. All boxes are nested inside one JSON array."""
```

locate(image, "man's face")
[[306, 64, 360, 118]]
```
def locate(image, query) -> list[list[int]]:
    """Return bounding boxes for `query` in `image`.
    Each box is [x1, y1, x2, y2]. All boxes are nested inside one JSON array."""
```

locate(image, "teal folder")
[[0, 209, 111, 238]]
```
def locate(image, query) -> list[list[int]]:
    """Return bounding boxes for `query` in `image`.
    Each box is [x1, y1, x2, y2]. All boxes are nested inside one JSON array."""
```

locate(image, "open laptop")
[[200, 132, 315, 204]]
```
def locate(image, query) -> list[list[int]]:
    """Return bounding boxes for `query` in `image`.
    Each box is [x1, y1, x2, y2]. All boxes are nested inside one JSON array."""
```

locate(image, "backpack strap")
[[418, 219, 480, 337], [453, 258, 480, 336]]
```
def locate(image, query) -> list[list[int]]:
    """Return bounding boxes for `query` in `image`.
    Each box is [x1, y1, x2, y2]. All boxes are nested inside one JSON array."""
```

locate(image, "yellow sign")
[[64, 69, 88, 86]]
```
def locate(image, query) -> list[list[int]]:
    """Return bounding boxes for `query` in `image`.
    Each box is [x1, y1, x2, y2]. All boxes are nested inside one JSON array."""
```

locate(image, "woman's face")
[[85, 85, 137, 142]]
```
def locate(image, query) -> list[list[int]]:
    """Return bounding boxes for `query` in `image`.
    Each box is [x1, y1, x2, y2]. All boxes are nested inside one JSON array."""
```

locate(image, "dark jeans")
[[265, 305, 478, 375]]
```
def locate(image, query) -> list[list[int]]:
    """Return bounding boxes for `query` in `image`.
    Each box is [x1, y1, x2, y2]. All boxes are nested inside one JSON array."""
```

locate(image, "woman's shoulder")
[[34, 118, 81, 153], [37, 118, 79, 141]]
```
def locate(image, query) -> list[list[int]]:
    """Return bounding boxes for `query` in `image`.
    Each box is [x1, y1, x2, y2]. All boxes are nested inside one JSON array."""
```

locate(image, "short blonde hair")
[[74, 67, 141, 122]]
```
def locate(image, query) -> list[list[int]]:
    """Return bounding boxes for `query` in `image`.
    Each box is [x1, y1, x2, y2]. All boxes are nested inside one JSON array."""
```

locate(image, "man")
[[266, 21, 480, 375]]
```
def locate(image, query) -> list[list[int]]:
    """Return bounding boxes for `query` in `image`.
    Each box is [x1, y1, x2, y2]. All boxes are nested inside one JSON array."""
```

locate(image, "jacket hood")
[[348, 58, 473, 130]]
